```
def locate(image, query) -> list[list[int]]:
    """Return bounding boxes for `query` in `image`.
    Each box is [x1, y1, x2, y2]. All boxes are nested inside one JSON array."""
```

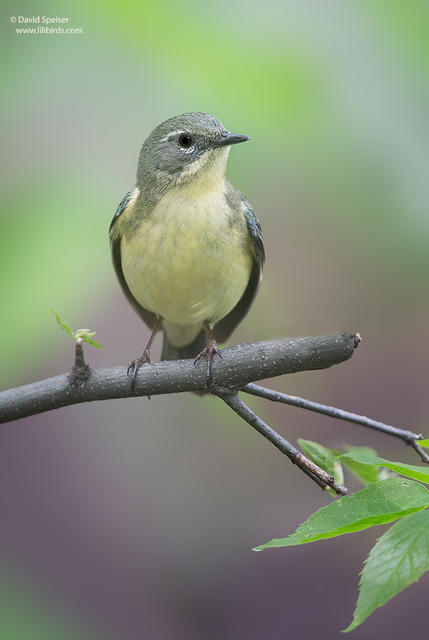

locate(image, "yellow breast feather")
[[120, 184, 252, 330]]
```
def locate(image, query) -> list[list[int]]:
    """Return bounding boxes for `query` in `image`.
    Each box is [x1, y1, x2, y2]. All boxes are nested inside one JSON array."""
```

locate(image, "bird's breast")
[[120, 187, 252, 327]]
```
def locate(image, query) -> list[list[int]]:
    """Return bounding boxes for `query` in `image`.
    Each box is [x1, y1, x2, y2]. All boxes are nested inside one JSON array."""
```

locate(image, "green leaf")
[[49, 309, 104, 349], [341, 445, 381, 485], [417, 438, 429, 448], [253, 478, 429, 550], [74, 329, 92, 338], [48, 307, 74, 338], [344, 445, 378, 457], [341, 451, 429, 484], [344, 509, 429, 632], [75, 328, 104, 350], [332, 460, 344, 487], [298, 439, 343, 483], [80, 335, 104, 350]]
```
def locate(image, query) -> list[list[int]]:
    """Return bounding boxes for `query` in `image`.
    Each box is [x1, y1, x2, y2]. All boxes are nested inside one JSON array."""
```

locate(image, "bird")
[[109, 112, 264, 382]]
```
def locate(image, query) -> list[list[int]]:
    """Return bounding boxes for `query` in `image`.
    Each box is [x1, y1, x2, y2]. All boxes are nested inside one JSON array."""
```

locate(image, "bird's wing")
[[109, 190, 133, 233], [214, 197, 264, 343], [109, 189, 157, 329]]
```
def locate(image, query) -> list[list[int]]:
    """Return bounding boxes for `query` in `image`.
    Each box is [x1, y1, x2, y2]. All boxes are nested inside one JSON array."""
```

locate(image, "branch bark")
[[0, 332, 358, 423]]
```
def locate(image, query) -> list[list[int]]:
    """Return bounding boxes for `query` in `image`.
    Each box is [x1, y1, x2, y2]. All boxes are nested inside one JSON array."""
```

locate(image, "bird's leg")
[[127, 316, 163, 379], [194, 321, 222, 384]]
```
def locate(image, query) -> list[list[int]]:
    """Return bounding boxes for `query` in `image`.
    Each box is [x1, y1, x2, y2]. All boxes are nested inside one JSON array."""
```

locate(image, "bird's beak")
[[213, 133, 250, 148]]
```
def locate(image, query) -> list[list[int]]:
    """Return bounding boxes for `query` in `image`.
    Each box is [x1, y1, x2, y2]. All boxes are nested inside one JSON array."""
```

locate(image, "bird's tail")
[[161, 329, 206, 361]]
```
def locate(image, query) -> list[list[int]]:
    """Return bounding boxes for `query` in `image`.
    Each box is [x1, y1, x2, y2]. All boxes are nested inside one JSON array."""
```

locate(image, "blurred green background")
[[1, 0, 429, 638]]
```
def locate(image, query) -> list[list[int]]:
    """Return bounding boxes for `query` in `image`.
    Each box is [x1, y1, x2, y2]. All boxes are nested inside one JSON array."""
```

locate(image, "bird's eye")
[[178, 133, 193, 149]]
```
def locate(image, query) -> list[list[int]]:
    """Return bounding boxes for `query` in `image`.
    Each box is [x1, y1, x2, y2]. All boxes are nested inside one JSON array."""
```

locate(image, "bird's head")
[[137, 112, 249, 195]]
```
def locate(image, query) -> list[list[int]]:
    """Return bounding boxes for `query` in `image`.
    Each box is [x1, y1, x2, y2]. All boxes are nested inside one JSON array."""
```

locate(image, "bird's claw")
[[127, 351, 151, 381], [194, 343, 221, 386]]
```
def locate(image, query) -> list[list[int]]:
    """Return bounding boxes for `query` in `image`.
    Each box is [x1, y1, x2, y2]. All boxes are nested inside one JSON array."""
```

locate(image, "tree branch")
[[220, 392, 348, 495], [0, 332, 358, 423], [1, 330, 425, 494], [242, 383, 429, 464]]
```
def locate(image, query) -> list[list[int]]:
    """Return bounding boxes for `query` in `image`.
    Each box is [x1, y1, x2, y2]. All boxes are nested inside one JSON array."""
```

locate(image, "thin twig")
[[242, 383, 429, 464], [411, 441, 429, 465], [220, 392, 348, 495]]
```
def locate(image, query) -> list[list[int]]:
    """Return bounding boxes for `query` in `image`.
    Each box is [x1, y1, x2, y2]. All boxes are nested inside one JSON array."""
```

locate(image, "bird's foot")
[[127, 350, 151, 381], [127, 317, 163, 389], [194, 341, 222, 387]]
